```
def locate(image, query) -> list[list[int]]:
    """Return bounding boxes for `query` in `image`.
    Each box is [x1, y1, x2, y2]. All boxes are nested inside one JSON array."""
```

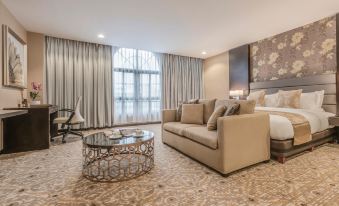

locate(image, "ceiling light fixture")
[[97, 34, 105, 39], [201, 51, 207, 55]]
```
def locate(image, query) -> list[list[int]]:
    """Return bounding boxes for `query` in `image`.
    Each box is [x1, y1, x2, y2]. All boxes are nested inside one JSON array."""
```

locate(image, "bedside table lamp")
[[229, 90, 244, 100]]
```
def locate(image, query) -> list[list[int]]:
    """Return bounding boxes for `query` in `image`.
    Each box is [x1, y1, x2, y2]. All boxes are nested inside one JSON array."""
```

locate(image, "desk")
[[0, 110, 28, 152], [2, 105, 58, 154]]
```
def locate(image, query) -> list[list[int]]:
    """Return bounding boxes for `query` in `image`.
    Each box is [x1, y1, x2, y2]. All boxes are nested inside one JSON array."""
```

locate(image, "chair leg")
[[61, 126, 71, 144], [69, 131, 83, 137], [62, 134, 67, 144]]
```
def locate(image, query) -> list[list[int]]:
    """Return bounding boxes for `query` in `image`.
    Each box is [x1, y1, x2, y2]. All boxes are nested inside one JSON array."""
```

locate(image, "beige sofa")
[[161, 99, 270, 176]]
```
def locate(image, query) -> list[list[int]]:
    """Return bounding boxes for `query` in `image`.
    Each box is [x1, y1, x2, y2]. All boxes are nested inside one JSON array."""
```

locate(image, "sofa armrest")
[[217, 113, 270, 173], [162, 109, 177, 123]]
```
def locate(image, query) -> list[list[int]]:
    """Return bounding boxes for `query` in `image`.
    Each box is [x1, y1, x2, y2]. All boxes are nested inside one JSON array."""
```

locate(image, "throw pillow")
[[247, 90, 265, 106], [207, 105, 227, 130], [224, 103, 240, 116], [300, 90, 325, 111], [198, 99, 217, 124], [176, 99, 199, 121], [264, 93, 279, 107], [277, 89, 302, 108], [214, 99, 256, 115], [181, 104, 204, 125]]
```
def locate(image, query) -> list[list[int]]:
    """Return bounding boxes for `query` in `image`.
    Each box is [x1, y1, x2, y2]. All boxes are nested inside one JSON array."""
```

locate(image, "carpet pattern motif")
[[0, 124, 339, 206]]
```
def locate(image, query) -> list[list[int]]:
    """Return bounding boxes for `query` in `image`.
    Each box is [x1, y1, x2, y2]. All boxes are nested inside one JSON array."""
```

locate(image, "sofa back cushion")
[[181, 104, 204, 125], [215, 99, 256, 115], [198, 99, 217, 123]]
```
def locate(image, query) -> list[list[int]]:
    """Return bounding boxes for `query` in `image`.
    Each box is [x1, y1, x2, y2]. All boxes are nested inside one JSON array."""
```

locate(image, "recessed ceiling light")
[[201, 51, 207, 55], [97, 34, 105, 39]]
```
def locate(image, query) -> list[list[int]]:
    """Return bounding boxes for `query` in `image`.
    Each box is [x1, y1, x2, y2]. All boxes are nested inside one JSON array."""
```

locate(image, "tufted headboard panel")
[[249, 74, 337, 114]]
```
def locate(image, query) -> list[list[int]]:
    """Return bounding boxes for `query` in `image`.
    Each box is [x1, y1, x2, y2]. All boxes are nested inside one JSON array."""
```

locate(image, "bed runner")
[[256, 110, 312, 145]]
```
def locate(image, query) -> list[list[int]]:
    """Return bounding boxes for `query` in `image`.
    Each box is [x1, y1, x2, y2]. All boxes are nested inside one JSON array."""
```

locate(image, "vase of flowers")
[[30, 82, 42, 105]]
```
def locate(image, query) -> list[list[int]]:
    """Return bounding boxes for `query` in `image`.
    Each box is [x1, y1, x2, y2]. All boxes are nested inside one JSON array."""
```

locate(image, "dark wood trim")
[[229, 45, 250, 95], [250, 74, 336, 89], [336, 13, 339, 115]]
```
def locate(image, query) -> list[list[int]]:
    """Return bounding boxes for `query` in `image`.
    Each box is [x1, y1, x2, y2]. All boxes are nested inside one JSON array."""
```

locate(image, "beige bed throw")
[[257, 110, 312, 145]]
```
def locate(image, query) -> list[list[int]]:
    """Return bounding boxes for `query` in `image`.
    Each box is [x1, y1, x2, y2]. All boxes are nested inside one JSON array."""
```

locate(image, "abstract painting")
[[2, 25, 27, 88]]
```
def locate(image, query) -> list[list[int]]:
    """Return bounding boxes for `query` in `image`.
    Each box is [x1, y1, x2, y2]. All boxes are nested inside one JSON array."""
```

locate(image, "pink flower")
[[31, 82, 42, 91]]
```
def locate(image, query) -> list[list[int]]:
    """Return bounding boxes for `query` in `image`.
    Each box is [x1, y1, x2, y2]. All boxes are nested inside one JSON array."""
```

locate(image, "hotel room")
[[0, 0, 338, 205]]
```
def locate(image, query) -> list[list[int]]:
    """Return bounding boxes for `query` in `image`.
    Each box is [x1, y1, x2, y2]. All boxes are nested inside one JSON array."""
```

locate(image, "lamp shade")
[[229, 90, 244, 97]]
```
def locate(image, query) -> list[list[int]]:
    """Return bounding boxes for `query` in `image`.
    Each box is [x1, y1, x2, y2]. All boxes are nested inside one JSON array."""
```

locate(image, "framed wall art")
[[2, 25, 27, 89]]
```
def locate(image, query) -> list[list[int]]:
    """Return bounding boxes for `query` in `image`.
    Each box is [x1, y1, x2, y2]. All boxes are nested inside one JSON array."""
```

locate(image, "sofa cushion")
[[183, 127, 218, 149], [181, 104, 204, 124], [215, 99, 256, 115], [163, 122, 204, 136], [199, 99, 217, 124]]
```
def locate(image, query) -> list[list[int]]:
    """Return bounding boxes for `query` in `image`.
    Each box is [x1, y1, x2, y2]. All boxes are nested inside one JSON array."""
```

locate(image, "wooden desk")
[[0, 110, 28, 152], [2, 105, 58, 154]]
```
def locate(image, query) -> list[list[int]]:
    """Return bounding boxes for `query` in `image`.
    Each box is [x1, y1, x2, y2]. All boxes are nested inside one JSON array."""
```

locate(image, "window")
[[113, 48, 161, 124]]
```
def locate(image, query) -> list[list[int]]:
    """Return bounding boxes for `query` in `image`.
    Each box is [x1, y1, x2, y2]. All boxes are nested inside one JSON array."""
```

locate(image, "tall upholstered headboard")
[[249, 74, 337, 114]]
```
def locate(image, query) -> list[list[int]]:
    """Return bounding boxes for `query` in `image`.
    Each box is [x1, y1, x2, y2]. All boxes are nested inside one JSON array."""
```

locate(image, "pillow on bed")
[[277, 89, 302, 108], [300, 90, 325, 111], [247, 90, 265, 106], [264, 93, 279, 107]]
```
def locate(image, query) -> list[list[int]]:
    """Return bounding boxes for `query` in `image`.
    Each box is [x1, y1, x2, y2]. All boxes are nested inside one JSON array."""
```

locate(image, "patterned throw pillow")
[[207, 105, 227, 131], [247, 90, 266, 106], [176, 99, 199, 121], [277, 89, 302, 108], [224, 103, 240, 116]]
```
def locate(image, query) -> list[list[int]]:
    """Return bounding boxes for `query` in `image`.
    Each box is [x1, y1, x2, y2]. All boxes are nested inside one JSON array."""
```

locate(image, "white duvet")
[[255, 107, 335, 140]]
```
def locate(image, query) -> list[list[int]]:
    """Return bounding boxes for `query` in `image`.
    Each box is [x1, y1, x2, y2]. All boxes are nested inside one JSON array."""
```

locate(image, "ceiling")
[[3, 0, 339, 58]]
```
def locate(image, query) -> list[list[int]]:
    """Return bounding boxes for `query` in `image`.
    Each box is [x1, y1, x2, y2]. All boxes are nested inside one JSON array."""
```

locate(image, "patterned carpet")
[[0, 124, 339, 206]]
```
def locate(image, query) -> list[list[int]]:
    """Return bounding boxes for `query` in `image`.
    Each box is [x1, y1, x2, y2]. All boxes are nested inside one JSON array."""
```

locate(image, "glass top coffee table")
[[82, 130, 154, 182]]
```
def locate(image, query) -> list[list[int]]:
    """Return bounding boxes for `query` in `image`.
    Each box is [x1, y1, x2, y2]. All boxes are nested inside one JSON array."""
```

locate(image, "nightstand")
[[328, 116, 339, 143]]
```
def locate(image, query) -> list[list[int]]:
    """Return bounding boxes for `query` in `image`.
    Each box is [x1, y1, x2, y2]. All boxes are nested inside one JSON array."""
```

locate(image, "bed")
[[249, 74, 337, 163]]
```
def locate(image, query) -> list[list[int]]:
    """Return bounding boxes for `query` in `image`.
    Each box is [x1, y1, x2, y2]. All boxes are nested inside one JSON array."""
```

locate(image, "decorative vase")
[[31, 100, 41, 105]]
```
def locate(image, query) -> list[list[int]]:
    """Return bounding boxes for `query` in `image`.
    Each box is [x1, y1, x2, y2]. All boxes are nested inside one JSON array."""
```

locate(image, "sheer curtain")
[[113, 48, 161, 124], [161, 53, 204, 109], [45, 36, 115, 128]]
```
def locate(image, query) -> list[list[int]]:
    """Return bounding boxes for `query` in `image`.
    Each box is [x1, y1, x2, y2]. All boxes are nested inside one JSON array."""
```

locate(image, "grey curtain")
[[161, 53, 204, 109], [45, 36, 115, 128]]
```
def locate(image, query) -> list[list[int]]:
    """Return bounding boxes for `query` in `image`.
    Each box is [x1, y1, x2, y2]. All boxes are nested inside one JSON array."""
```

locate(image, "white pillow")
[[264, 93, 279, 107], [300, 90, 325, 111]]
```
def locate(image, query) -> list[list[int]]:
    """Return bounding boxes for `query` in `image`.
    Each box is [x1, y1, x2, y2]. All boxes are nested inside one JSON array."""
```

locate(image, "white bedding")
[[255, 107, 335, 141]]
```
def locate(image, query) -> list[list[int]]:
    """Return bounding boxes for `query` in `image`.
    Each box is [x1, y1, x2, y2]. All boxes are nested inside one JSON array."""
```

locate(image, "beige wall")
[[27, 32, 45, 102], [0, 1, 27, 109], [203, 51, 229, 99]]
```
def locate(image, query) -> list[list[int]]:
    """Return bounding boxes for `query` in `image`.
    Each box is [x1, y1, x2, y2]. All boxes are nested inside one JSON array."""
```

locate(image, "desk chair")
[[53, 97, 85, 143]]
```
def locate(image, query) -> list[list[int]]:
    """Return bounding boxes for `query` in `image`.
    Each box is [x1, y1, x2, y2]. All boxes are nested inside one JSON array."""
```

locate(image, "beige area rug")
[[0, 124, 339, 206]]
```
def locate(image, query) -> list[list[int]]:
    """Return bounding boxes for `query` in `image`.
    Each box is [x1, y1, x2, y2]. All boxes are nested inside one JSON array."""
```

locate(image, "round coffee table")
[[82, 130, 154, 182]]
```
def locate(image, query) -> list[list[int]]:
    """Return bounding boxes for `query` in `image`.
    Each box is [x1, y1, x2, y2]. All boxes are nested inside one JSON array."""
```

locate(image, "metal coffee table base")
[[82, 138, 154, 182]]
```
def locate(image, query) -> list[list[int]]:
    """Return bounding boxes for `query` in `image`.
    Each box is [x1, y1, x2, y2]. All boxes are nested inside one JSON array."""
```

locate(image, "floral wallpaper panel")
[[250, 15, 336, 82]]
